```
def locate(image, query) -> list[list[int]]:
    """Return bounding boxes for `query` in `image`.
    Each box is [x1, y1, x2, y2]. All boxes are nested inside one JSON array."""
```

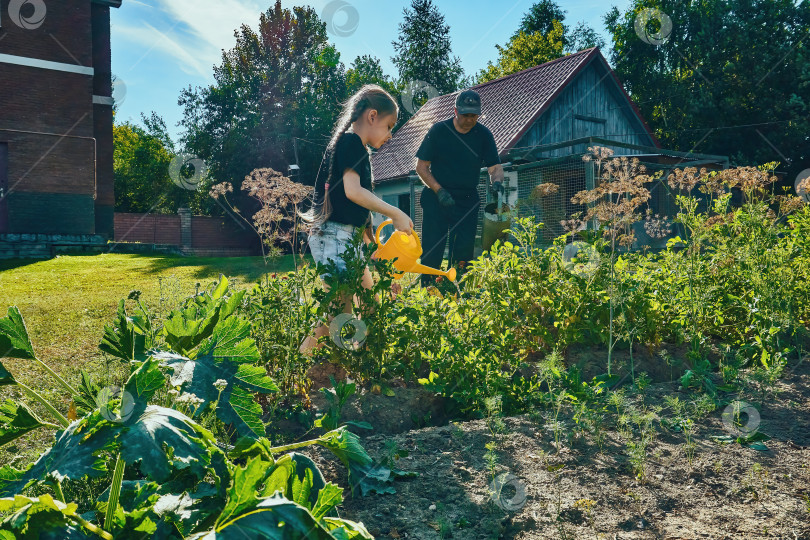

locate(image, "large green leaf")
[[311, 484, 343, 521], [322, 517, 374, 540], [158, 339, 277, 439], [96, 480, 161, 536], [0, 400, 48, 447], [221, 386, 266, 439], [98, 457, 228, 538], [261, 453, 326, 511], [124, 359, 166, 412], [0, 494, 96, 539], [227, 439, 342, 518], [0, 307, 35, 360], [0, 363, 14, 387], [162, 277, 245, 358], [197, 316, 261, 363], [317, 427, 417, 497], [228, 437, 275, 461], [214, 456, 271, 530], [99, 299, 146, 362], [207, 492, 335, 539], [0, 415, 114, 496], [118, 406, 217, 484], [73, 371, 101, 416], [316, 428, 372, 467]]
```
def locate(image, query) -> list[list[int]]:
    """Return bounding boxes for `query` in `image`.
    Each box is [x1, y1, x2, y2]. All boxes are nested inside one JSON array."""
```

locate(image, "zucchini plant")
[[0, 278, 414, 538]]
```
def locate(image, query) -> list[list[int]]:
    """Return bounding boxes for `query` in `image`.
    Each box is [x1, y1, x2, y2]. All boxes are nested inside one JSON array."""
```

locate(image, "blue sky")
[[110, 0, 631, 141]]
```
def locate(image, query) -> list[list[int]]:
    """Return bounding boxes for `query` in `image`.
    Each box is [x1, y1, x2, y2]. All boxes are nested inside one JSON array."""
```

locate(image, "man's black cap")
[[455, 89, 482, 115]]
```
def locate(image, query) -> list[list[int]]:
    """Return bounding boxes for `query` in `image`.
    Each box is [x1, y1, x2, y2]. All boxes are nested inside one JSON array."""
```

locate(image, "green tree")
[[114, 114, 208, 214], [516, 0, 568, 37], [478, 1, 605, 84], [604, 0, 810, 176], [567, 20, 607, 53], [391, 0, 464, 96], [477, 20, 566, 83], [178, 0, 347, 192], [346, 55, 397, 96]]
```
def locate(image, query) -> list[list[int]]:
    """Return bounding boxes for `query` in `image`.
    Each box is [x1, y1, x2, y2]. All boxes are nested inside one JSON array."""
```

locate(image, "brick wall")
[[0, 1, 93, 66], [8, 191, 95, 234], [114, 212, 261, 255], [191, 216, 258, 250], [92, 3, 114, 237], [0, 0, 116, 237], [114, 213, 182, 245]]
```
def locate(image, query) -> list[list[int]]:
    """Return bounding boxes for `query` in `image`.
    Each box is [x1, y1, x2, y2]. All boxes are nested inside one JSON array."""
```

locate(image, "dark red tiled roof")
[[372, 47, 654, 184]]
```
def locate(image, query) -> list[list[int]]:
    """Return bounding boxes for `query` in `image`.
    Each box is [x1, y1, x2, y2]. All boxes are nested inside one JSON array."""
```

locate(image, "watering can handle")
[[375, 219, 392, 246], [375, 219, 418, 246]]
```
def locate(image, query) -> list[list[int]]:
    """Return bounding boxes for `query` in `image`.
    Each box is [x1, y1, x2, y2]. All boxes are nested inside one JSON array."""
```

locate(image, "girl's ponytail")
[[300, 85, 398, 228]]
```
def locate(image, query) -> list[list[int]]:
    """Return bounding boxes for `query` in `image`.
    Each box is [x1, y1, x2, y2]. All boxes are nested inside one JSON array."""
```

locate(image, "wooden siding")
[[513, 60, 654, 158]]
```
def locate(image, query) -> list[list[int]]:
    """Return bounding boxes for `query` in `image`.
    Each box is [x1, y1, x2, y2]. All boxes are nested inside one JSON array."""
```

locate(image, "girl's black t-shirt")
[[314, 132, 373, 227]]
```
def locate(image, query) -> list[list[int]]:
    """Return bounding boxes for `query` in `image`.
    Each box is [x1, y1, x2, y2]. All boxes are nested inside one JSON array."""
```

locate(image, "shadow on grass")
[[0, 258, 43, 272], [140, 252, 312, 281]]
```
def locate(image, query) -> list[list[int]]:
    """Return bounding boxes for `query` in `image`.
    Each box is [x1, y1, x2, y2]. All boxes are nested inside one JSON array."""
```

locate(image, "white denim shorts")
[[308, 220, 363, 279]]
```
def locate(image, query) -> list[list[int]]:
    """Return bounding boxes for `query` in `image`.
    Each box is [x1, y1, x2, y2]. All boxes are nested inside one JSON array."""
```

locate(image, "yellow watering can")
[[373, 219, 457, 281]]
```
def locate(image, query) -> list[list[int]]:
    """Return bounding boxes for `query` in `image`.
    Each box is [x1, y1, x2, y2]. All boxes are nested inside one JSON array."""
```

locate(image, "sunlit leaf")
[[0, 400, 47, 447]]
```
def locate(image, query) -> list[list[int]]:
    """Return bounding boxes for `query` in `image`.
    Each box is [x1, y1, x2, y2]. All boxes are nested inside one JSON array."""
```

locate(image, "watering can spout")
[[411, 262, 457, 281], [373, 219, 457, 281]]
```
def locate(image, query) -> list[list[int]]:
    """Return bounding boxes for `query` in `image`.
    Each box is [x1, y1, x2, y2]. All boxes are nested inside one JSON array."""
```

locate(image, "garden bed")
[[303, 359, 810, 539]]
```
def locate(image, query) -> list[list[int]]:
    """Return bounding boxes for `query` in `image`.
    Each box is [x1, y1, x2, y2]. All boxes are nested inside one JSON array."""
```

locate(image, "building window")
[[398, 193, 411, 216]]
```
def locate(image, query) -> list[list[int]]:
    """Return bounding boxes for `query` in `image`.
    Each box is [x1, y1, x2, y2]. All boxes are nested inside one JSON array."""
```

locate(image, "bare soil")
[[300, 358, 810, 539]]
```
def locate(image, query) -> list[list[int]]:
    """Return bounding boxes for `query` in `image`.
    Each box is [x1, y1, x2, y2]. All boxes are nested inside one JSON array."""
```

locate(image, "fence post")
[[178, 208, 192, 253]]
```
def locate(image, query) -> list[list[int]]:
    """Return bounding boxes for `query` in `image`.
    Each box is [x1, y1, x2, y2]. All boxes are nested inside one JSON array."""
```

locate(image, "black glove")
[[437, 188, 456, 207], [490, 181, 504, 198]]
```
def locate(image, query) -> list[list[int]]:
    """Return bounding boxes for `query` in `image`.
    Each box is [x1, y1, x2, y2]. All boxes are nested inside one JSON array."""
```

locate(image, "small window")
[[398, 193, 411, 216]]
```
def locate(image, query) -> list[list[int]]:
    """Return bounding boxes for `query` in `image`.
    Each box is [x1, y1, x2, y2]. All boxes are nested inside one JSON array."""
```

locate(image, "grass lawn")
[[0, 251, 299, 466]]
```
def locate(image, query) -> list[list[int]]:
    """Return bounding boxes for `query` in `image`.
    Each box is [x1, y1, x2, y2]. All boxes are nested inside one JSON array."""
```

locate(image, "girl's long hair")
[[300, 84, 399, 228]]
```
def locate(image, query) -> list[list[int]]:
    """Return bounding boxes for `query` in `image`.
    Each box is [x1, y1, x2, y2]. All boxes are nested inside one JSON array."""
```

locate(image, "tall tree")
[[391, 0, 464, 96], [567, 20, 606, 53], [516, 0, 568, 38], [178, 1, 347, 194], [477, 20, 566, 83], [114, 114, 210, 214], [478, 1, 605, 84], [346, 55, 398, 96], [605, 0, 810, 176]]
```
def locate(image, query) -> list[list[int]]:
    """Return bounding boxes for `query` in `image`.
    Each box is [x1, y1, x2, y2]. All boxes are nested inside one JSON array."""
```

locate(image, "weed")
[[573, 498, 598, 528], [745, 462, 770, 501], [484, 442, 499, 478], [381, 439, 409, 469], [315, 375, 357, 431], [662, 393, 715, 468]]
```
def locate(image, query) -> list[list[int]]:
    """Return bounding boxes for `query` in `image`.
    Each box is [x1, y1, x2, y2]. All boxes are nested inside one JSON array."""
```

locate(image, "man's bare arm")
[[416, 159, 442, 193], [488, 164, 504, 187]]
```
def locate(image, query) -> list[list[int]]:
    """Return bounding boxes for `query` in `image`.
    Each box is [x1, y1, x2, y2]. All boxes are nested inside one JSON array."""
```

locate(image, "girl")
[[300, 84, 413, 353]]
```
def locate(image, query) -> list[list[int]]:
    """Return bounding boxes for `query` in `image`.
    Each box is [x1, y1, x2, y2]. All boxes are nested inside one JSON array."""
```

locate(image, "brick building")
[[0, 0, 120, 253]]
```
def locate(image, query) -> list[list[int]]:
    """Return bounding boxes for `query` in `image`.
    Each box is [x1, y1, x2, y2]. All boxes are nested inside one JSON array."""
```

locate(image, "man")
[[415, 89, 504, 286]]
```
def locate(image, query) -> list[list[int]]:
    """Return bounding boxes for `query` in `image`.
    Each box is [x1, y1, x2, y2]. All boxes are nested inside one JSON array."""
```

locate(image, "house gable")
[[372, 48, 658, 184], [512, 53, 659, 159]]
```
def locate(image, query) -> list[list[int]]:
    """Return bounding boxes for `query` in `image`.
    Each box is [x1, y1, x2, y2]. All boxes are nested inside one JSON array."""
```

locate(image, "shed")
[[370, 48, 727, 248]]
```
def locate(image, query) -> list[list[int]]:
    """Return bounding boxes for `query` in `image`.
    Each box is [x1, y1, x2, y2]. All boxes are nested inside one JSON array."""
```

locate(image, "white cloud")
[[115, 21, 212, 78], [154, 0, 262, 62], [114, 0, 269, 80]]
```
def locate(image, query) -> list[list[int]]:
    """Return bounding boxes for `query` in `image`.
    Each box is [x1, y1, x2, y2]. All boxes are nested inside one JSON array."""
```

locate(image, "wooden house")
[[371, 48, 727, 247]]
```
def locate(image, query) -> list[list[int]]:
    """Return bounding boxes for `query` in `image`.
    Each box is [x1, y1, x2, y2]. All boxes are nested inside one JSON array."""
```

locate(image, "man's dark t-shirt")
[[416, 118, 500, 194], [313, 132, 372, 227]]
